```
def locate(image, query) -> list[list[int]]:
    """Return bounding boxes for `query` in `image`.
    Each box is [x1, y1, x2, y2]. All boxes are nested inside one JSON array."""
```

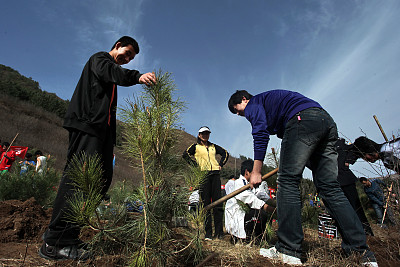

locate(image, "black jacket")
[[63, 52, 142, 143], [336, 138, 358, 186]]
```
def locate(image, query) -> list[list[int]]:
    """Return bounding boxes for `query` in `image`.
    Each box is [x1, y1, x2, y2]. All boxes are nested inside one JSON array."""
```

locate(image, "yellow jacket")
[[183, 141, 229, 171]]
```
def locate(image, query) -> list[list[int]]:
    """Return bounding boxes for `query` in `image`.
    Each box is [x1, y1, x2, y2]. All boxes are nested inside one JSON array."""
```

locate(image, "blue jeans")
[[274, 108, 371, 258], [372, 203, 396, 225], [371, 203, 383, 223]]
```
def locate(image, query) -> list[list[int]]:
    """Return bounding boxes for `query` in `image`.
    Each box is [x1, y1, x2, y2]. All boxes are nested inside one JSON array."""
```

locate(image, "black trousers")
[[44, 128, 114, 246], [244, 209, 269, 239], [341, 183, 374, 236], [200, 171, 223, 237]]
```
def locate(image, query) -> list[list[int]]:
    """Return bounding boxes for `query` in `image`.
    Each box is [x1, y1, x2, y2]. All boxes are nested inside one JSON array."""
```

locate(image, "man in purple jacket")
[[228, 89, 377, 266]]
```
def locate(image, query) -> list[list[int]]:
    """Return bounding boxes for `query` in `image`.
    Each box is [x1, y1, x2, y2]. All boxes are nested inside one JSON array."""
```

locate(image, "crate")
[[318, 212, 339, 239]]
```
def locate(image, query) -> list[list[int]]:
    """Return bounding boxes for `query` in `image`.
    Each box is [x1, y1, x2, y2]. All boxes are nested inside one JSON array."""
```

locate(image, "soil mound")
[[0, 198, 51, 243]]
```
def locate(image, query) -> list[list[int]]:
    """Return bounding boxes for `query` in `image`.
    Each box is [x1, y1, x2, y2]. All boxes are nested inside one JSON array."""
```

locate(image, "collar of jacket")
[[196, 139, 213, 146], [239, 175, 248, 185]]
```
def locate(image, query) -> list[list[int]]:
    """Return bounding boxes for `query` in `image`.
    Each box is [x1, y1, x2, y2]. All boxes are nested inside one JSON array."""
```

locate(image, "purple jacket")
[[244, 89, 322, 160]]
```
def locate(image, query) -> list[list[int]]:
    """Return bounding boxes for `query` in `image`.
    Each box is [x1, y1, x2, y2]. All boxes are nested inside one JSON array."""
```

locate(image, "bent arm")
[[215, 144, 229, 167], [182, 144, 198, 166], [92, 53, 142, 86], [235, 188, 265, 210]]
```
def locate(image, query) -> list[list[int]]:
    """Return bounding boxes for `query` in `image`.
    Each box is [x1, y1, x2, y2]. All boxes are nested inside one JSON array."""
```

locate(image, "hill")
[[0, 65, 243, 186], [0, 64, 69, 118]]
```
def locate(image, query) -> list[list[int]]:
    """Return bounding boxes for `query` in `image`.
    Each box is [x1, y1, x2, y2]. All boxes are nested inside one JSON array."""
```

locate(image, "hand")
[[263, 203, 268, 211], [249, 171, 262, 189], [263, 203, 276, 213], [139, 72, 156, 86]]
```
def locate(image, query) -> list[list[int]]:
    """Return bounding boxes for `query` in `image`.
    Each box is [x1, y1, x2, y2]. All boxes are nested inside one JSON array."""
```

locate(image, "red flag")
[[10, 146, 28, 159]]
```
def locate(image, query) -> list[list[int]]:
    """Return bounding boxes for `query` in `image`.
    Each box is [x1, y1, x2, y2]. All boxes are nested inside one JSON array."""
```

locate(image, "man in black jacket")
[[336, 138, 373, 236], [40, 36, 156, 261], [352, 136, 400, 174]]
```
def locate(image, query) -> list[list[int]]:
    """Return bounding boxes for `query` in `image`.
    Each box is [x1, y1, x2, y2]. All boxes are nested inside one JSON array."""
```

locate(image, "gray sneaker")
[[39, 242, 91, 261]]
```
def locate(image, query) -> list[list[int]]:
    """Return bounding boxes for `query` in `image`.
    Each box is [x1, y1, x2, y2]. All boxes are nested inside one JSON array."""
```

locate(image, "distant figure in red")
[[0, 142, 16, 174]]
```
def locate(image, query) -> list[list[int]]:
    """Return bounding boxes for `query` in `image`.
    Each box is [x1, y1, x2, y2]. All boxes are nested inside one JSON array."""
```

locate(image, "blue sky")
[[1, 0, 399, 178]]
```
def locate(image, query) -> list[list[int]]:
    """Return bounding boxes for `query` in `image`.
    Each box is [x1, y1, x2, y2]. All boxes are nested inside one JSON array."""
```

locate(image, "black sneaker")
[[39, 242, 91, 261]]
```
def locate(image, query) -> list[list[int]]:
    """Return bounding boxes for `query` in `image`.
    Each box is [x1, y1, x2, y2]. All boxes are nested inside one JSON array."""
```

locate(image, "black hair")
[[25, 153, 32, 159], [111, 36, 140, 54], [240, 159, 254, 176], [359, 177, 368, 183], [35, 150, 43, 156], [353, 136, 380, 157], [228, 90, 253, 114]]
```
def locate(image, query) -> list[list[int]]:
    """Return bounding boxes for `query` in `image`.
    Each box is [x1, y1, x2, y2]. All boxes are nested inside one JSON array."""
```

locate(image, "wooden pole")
[[372, 115, 392, 224], [0, 133, 19, 165], [382, 183, 393, 224], [204, 167, 278, 211], [373, 115, 389, 142]]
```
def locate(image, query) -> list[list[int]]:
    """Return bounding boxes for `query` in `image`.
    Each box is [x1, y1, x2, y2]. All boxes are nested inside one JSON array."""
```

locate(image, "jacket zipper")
[[108, 84, 116, 126], [206, 146, 213, 171]]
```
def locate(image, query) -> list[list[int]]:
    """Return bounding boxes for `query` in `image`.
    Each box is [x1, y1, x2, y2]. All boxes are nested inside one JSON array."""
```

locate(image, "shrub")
[[302, 205, 323, 228], [0, 168, 61, 207]]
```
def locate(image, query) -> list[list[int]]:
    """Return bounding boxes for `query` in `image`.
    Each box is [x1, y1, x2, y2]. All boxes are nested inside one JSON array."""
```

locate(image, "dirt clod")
[[0, 197, 50, 243]]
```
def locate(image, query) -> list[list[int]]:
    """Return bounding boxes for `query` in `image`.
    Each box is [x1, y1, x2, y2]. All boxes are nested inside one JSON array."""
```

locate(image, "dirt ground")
[[0, 198, 399, 266]]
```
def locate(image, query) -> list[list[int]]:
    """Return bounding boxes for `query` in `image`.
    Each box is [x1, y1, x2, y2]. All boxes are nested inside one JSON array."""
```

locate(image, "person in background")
[[183, 126, 229, 240], [353, 136, 400, 174], [360, 177, 396, 226], [40, 36, 156, 261], [225, 159, 274, 243], [225, 175, 236, 195], [228, 89, 377, 266], [20, 153, 36, 175], [336, 138, 373, 236], [0, 142, 16, 174], [35, 150, 47, 175]]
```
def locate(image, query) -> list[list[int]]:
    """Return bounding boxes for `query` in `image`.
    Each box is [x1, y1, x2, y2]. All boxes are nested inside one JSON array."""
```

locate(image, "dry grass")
[[304, 227, 358, 266], [189, 221, 400, 267]]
